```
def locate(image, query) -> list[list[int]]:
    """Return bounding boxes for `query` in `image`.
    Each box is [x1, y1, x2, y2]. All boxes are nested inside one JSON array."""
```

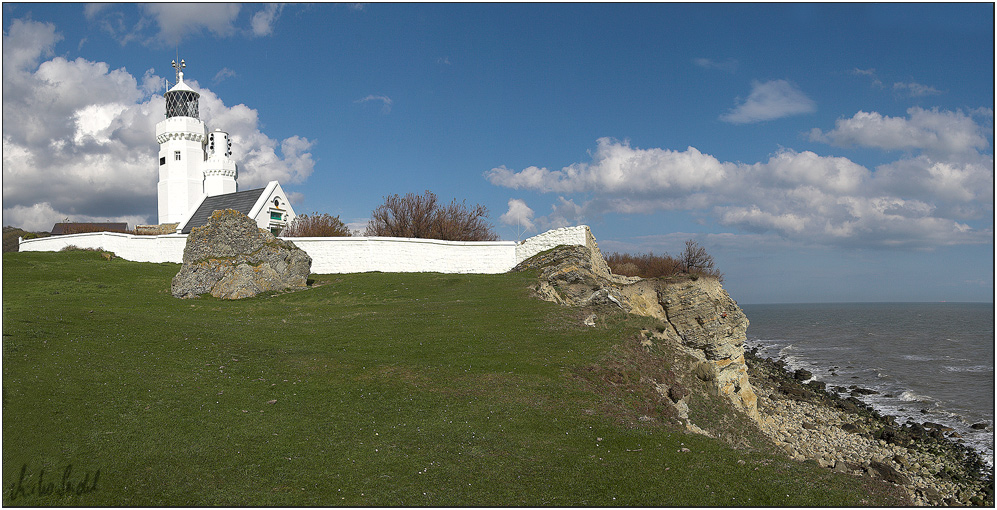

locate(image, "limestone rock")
[[869, 460, 912, 486], [172, 209, 311, 299], [513, 233, 759, 421]]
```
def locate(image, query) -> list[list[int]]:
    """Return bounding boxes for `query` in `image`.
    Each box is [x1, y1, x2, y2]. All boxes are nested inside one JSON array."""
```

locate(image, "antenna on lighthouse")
[[172, 58, 186, 85]]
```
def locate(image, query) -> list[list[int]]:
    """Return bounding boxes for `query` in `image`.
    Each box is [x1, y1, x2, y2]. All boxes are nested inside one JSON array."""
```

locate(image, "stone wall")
[[18, 225, 592, 274]]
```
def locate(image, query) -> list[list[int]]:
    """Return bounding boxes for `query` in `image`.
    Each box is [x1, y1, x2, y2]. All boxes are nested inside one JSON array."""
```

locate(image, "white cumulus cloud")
[[810, 107, 991, 157], [250, 3, 285, 37], [720, 79, 817, 124], [143, 3, 241, 45], [499, 198, 536, 232], [2, 18, 316, 230], [485, 137, 729, 196]]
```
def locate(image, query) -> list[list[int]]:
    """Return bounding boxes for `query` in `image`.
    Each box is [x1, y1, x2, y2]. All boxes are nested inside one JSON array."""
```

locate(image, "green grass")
[[2, 251, 904, 506]]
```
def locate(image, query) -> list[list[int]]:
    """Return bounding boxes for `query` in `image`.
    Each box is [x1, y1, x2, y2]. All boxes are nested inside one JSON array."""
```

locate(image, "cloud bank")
[[487, 107, 993, 249], [2, 18, 315, 231]]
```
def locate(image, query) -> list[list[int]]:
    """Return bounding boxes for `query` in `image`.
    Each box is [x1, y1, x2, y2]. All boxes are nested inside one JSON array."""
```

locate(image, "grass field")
[[2, 251, 903, 506]]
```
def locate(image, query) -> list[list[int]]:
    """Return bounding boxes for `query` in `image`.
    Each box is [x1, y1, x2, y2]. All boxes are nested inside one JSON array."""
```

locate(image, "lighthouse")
[[156, 59, 238, 224], [155, 59, 296, 235]]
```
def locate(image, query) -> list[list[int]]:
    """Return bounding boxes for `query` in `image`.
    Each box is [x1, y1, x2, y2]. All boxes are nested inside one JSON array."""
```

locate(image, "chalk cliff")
[[513, 230, 758, 422]]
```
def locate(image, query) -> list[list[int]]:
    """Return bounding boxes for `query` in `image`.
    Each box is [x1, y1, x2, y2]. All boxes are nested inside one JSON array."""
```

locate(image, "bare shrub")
[[605, 251, 683, 279], [606, 242, 723, 281], [281, 212, 352, 237], [681, 240, 724, 281], [433, 199, 498, 241], [681, 240, 713, 272], [364, 191, 498, 241]]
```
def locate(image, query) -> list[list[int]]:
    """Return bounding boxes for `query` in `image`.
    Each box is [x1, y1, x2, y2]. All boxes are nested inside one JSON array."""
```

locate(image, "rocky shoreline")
[[513, 237, 993, 506], [746, 347, 994, 506]]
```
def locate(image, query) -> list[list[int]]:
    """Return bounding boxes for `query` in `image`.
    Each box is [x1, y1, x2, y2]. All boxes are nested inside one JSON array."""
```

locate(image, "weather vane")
[[171, 58, 186, 85]]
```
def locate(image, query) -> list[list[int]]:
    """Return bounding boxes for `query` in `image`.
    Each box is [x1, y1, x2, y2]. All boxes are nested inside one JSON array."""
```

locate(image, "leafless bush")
[[606, 241, 723, 281], [681, 240, 713, 272], [281, 212, 353, 237], [364, 191, 498, 241], [681, 240, 724, 281], [605, 251, 683, 279]]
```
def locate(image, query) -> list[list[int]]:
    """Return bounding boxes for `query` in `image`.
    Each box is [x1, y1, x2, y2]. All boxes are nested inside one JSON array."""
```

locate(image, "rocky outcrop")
[[512, 233, 758, 421], [657, 278, 757, 420], [171, 209, 311, 299]]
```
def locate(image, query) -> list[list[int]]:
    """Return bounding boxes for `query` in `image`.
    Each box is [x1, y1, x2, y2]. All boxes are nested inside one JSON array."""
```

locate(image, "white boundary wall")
[[17, 232, 189, 264], [289, 236, 517, 274], [18, 226, 592, 274]]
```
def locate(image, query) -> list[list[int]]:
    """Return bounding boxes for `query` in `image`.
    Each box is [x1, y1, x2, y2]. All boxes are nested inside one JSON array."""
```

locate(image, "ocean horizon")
[[741, 301, 995, 466]]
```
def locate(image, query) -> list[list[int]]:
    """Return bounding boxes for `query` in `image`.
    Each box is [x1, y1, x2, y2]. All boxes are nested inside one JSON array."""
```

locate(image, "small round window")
[[273, 197, 280, 207]]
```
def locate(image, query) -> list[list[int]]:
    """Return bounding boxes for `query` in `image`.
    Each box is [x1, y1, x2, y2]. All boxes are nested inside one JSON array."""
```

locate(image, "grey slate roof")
[[180, 187, 267, 234]]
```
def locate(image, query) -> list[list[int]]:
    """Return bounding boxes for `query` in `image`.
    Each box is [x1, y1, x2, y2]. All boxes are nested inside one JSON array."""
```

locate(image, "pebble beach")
[[747, 349, 994, 506]]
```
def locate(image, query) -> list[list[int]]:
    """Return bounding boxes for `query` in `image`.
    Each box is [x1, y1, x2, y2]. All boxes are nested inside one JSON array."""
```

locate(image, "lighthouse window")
[[160, 156, 166, 165], [174, 151, 181, 161]]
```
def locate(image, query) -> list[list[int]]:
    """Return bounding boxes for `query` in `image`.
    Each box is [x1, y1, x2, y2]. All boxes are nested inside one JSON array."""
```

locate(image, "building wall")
[[17, 226, 591, 274]]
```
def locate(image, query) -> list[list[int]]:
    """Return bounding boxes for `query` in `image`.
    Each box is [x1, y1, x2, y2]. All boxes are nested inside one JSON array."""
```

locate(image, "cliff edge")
[[512, 231, 758, 423], [513, 231, 994, 506]]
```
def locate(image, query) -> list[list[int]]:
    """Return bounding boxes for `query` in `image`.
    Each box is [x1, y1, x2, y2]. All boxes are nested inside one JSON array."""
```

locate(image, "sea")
[[741, 302, 995, 467]]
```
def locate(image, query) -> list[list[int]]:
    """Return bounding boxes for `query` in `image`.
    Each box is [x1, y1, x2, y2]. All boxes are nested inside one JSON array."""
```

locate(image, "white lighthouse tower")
[[153, 59, 295, 235], [155, 59, 238, 224]]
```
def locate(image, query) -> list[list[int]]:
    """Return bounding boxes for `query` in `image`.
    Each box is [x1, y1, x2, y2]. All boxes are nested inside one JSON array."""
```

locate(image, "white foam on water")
[[900, 390, 931, 403], [901, 354, 937, 362], [943, 365, 994, 373]]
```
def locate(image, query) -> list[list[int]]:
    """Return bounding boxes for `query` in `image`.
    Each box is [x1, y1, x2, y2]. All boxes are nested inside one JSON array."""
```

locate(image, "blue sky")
[[3, 3, 993, 303]]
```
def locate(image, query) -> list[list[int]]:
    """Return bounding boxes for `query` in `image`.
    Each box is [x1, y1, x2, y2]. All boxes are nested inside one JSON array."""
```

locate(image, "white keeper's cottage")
[[157, 59, 296, 234]]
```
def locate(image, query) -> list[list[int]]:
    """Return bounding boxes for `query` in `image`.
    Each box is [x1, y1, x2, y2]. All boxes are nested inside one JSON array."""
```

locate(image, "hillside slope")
[[2, 251, 907, 506]]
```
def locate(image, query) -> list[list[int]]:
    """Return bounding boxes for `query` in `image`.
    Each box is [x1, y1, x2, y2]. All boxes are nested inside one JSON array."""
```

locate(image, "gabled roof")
[[51, 223, 128, 235], [179, 187, 268, 234]]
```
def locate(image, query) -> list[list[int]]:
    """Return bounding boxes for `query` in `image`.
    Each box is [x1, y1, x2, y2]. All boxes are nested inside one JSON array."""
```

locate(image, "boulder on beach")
[[792, 368, 812, 381], [850, 387, 879, 396]]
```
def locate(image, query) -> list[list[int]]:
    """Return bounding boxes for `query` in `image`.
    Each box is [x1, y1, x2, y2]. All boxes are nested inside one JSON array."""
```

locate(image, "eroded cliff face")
[[655, 278, 757, 421], [513, 232, 758, 422]]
